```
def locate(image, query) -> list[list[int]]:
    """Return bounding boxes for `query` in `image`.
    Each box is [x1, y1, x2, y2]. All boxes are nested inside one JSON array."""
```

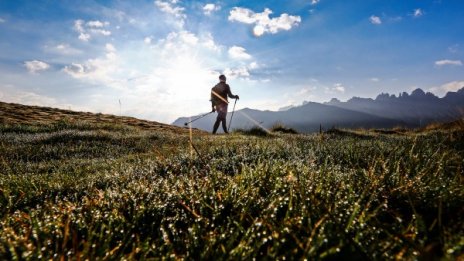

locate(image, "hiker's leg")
[[214, 104, 228, 134], [212, 118, 220, 134], [222, 118, 228, 133]]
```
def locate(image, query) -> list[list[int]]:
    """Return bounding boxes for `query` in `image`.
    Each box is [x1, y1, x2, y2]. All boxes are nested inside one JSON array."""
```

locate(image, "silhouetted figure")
[[211, 75, 239, 134]]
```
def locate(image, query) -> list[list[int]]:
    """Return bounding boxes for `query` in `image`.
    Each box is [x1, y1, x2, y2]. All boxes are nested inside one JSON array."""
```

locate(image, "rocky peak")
[[411, 88, 426, 97]]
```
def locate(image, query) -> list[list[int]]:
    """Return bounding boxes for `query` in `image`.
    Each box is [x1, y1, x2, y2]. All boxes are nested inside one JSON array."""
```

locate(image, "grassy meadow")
[[0, 103, 463, 260]]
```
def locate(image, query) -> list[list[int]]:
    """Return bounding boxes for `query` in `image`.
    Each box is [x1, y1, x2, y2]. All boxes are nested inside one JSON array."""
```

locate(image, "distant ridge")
[[173, 87, 464, 133], [325, 87, 464, 126]]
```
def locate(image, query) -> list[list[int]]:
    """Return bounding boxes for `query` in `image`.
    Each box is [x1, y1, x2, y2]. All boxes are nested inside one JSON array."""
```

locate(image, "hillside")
[[0, 101, 199, 134]]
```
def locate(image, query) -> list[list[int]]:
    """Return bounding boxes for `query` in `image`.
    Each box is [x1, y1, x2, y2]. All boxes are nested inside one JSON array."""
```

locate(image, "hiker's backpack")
[[211, 83, 226, 106]]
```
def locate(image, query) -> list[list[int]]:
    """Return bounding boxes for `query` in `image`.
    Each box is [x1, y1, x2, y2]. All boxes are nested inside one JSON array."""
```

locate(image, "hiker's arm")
[[226, 85, 239, 99], [210, 92, 216, 112]]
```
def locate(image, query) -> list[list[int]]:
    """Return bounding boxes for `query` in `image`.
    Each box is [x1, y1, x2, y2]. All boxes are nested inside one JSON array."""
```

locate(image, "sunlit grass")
[[0, 120, 463, 260]]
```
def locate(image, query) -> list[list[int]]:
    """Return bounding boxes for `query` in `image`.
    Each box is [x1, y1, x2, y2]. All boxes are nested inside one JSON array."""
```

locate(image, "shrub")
[[233, 126, 270, 136], [270, 123, 298, 134]]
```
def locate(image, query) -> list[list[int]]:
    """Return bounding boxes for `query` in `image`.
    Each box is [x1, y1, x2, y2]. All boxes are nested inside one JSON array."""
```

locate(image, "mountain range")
[[172, 87, 464, 133]]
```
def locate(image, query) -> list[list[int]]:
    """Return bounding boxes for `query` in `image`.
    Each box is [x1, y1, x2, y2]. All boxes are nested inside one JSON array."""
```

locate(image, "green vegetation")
[[271, 123, 298, 134], [233, 126, 270, 136], [1, 120, 463, 260]]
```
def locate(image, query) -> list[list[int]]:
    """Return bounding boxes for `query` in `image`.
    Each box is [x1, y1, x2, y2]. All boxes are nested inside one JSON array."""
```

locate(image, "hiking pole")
[[228, 98, 238, 132], [184, 111, 214, 126]]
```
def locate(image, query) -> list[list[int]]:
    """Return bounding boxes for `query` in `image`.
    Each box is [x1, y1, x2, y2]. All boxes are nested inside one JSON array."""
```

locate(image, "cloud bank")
[[228, 7, 301, 37], [435, 59, 462, 67], [370, 15, 382, 25], [24, 60, 50, 74], [203, 4, 220, 15], [74, 19, 111, 42]]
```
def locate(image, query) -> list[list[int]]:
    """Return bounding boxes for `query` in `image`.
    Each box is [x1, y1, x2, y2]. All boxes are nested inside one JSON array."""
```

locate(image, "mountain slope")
[[174, 87, 464, 133], [172, 102, 404, 133]]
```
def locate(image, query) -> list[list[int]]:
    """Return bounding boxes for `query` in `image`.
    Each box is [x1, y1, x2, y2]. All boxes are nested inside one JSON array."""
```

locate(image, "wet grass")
[[0, 121, 463, 260]]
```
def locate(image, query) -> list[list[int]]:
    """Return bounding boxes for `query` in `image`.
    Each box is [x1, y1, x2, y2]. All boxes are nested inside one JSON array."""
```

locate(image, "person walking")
[[211, 74, 239, 134]]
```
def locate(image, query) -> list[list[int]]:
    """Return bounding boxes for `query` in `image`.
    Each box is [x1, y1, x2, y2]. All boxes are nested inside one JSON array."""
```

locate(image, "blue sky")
[[0, 0, 463, 123]]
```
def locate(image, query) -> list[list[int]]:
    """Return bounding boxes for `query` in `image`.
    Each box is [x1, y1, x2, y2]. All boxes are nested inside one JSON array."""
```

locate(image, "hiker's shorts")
[[216, 103, 228, 120]]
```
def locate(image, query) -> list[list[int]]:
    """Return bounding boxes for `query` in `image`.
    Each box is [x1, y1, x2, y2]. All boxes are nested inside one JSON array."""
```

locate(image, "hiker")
[[211, 74, 239, 134]]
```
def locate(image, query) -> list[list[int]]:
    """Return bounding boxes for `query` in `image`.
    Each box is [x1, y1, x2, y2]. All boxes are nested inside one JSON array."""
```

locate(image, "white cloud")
[[435, 59, 462, 67], [157, 31, 199, 52], [105, 43, 116, 53], [249, 62, 259, 70], [56, 44, 74, 53], [74, 19, 111, 41], [440, 81, 464, 92], [0, 17, 5, 23], [228, 7, 301, 37], [311, 0, 320, 5], [370, 77, 380, 82], [63, 43, 120, 87], [223, 67, 250, 79], [155, 0, 186, 27], [413, 8, 423, 18], [333, 83, 345, 93], [221, 61, 261, 81], [370, 15, 382, 25], [203, 3, 220, 15], [90, 29, 111, 36], [155, 0, 185, 17], [43, 43, 82, 55], [297, 87, 313, 95], [63, 63, 87, 76], [144, 36, 153, 44], [0, 85, 88, 112], [86, 20, 109, 28], [280, 85, 317, 109], [24, 60, 50, 74], [74, 19, 85, 33], [429, 80, 464, 97], [201, 32, 222, 52], [178, 31, 199, 45], [78, 33, 91, 42], [229, 7, 256, 24], [228, 46, 252, 60], [0, 86, 58, 106]]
